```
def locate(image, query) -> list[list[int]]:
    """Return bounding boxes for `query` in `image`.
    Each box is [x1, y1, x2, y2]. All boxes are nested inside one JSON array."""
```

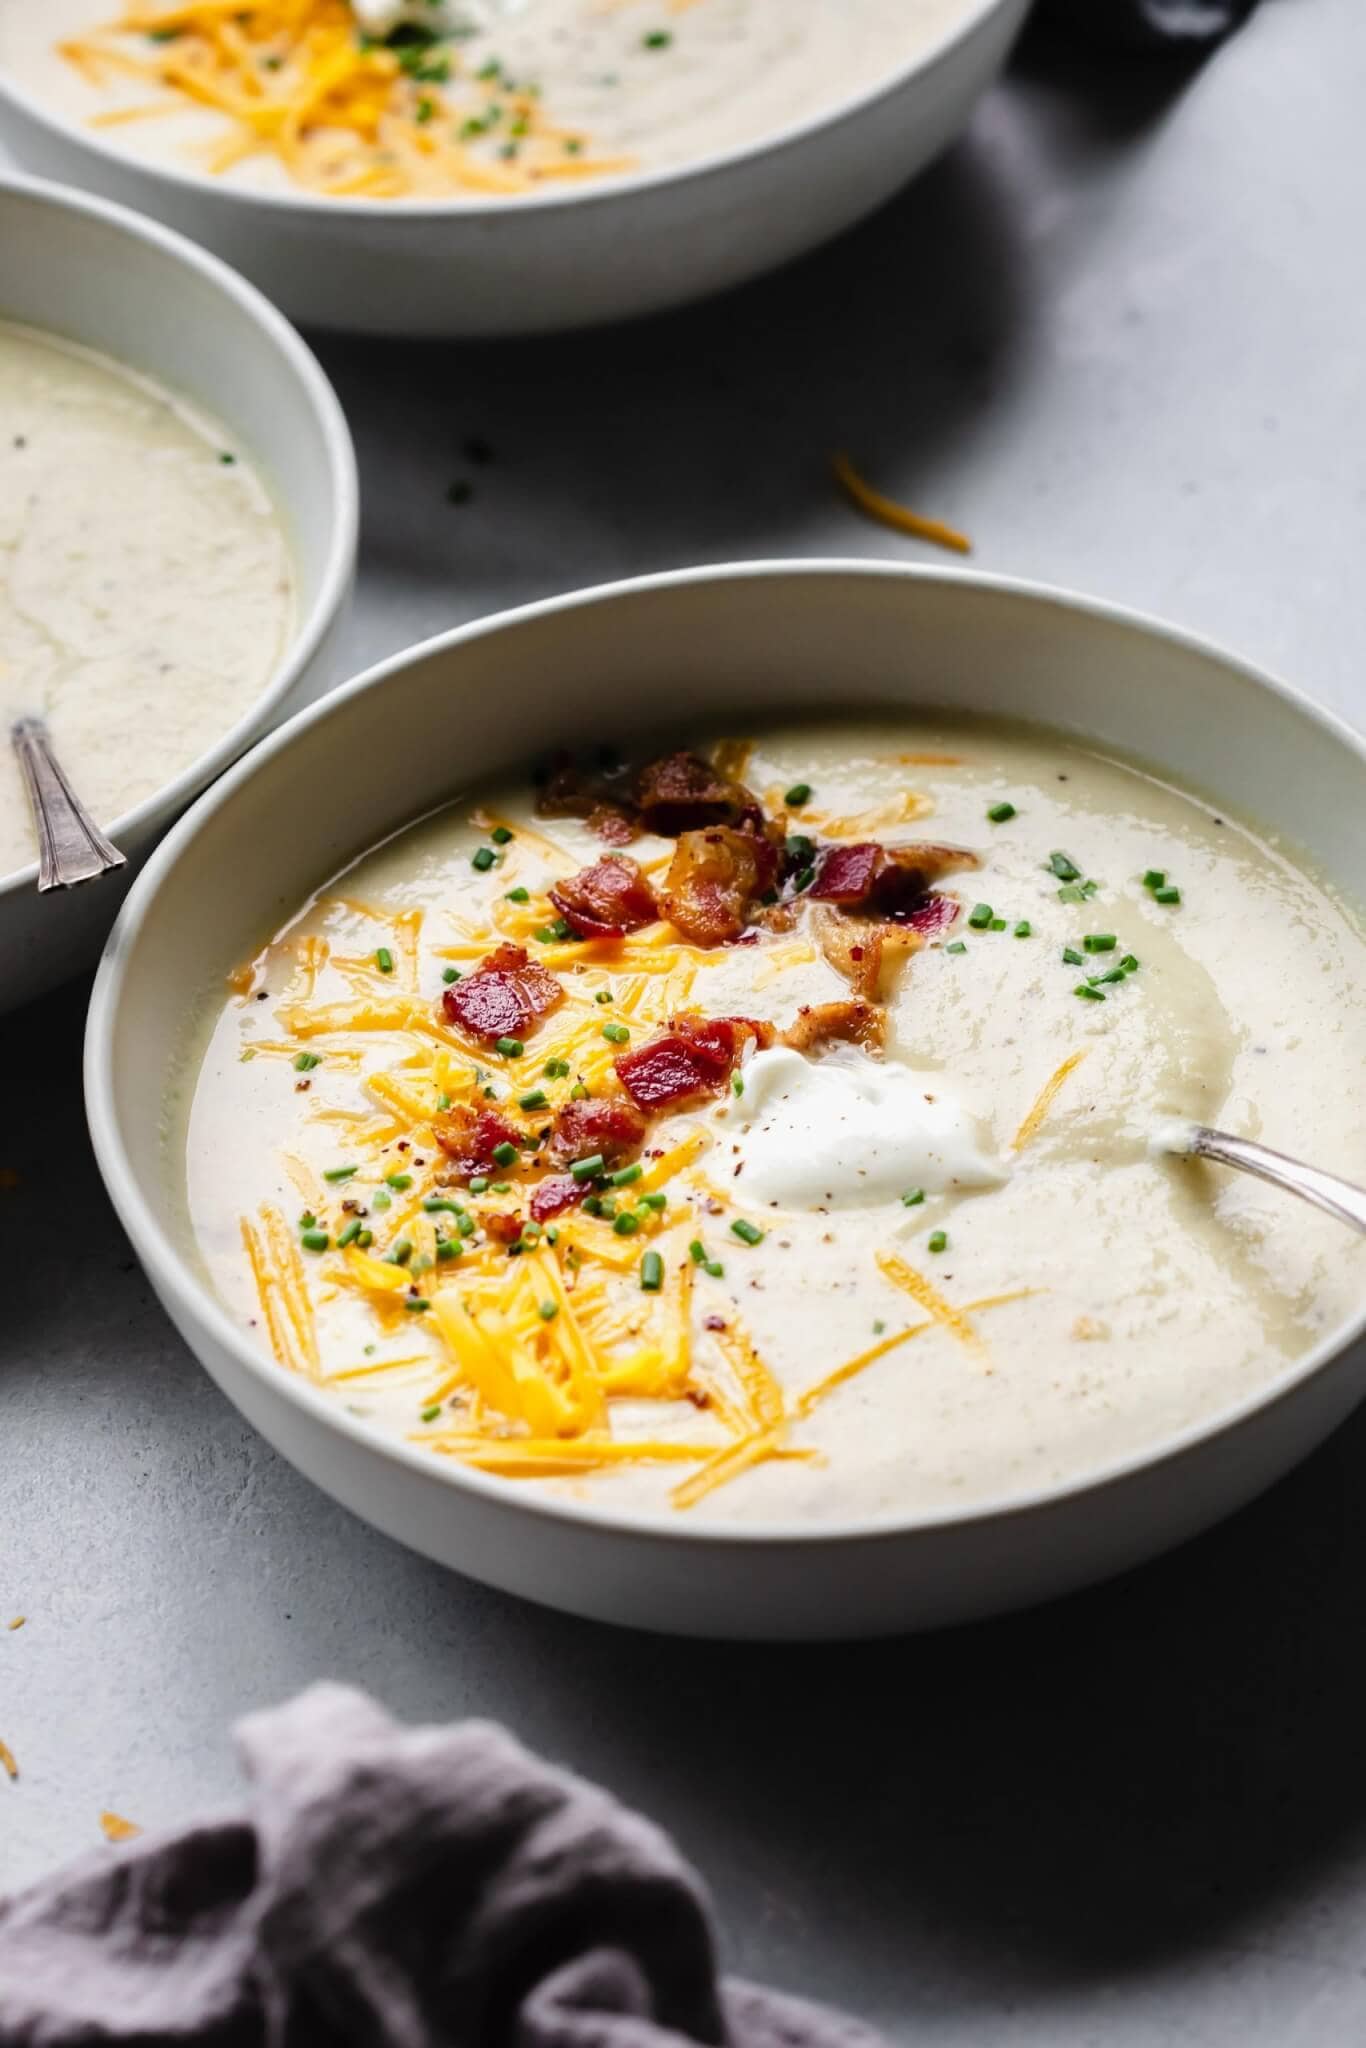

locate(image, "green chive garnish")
[[594, 989, 613, 1005], [294, 1051, 322, 1072], [468, 1176, 489, 1194], [491, 1141, 519, 1167], [731, 1218, 764, 1246], [927, 1230, 948, 1254], [406, 1298, 431, 1313], [543, 1058, 571, 1078], [390, 1239, 414, 1265], [423, 1198, 462, 1215], [505, 886, 529, 904], [420, 1403, 442, 1421], [901, 1189, 925, 1207], [385, 1171, 412, 1191], [968, 903, 993, 929], [436, 1240, 462, 1261], [375, 947, 393, 974], [642, 29, 672, 47], [1049, 851, 1081, 882], [371, 1190, 391, 1212], [472, 847, 496, 872], [989, 917, 1007, 932], [1074, 984, 1106, 1002], [1013, 920, 1032, 938], [1120, 953, 1140, 972], [300, 1229, 329, 1252], [987, 801, 1016, 823], [442, 967, 460, 983], [689, 1239, 707, 1264], [784, 782, 812, 807], [609, 1162, 643, 1186], [519, 1088, 548, 1111], [324, 1164, 357, 1182], [731, 1073, 744, 1097], [456, 1214, 475, 1237], [495, 1036, 524, 1058], [1083, 934, 1117, 953], [539, 1299, 558, 1321], [613, 1212, 640, 1237], [490, 825, 513, 844], [1062, 946, 1084, 966], [945, 940, 967, 954], [637, 1192, 667, 1212], [1142, 868, 1166, 890], [336, 1218, 363, 1249], [640, 1250, 664, 1291], [1155, 885, 1181, 905], [601, 1022, 630, 1044], [704, 1260, 725, 1279], [356, 1229, 373, 1249], [570, 1153, 605, 1182]]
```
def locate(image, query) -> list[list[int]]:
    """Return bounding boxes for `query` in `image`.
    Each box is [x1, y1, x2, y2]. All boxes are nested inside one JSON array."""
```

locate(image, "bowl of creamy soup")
[[84, 562, 1366, 1637], [0, 173, 356, 1010], [0, 0, 1029, 335]]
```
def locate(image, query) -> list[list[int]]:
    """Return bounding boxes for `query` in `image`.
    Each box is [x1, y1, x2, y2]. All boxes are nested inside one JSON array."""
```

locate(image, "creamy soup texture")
[[0, 320, 295, 880], [184, 721, 1366, 1526], [0, 0, 972, 199]]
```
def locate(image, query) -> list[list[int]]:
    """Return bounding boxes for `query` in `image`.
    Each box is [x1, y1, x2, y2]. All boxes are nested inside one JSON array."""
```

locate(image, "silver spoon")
[[10, 716, 126, 892], [1163, 1122, 1366, 1235]]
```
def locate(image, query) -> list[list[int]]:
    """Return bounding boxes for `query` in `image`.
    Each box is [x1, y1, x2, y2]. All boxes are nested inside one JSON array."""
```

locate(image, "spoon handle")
[[11, 716, 126, 892], [1190, 1126, 1366, 1236]]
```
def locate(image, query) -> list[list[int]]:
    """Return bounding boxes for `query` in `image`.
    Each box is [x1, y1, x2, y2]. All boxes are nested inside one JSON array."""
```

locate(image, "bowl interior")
[[99, 563, 1366, 1359]]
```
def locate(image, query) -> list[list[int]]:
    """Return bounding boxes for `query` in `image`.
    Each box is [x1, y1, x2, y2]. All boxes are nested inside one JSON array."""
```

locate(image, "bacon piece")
[[551, 1094, 648, 1166], [536, 753, 639, 843], [614, 1013, 774, 1111], [482, 1212, 524, 1245], [529, 1175, 588, 1223], [440, 944, 563, 1044], [780, 1001, 886, 1055], [549, 854, 659, 940], [813, 908, 923, 1002], [432, 1105, 522, 1175], [660, 826, 780, 947], [901, 891, 961, 937], [810, 841, 979, 916], [634, 751, 767, 837]]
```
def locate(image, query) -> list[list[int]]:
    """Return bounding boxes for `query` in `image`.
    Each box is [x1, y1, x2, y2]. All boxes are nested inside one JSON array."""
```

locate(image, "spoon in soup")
[[10, 716, 126, 892], [1157, 1121, 1366, 1234]]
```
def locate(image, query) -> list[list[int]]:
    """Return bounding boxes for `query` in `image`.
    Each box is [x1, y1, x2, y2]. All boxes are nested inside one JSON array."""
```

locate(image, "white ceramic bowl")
[[0, 173, 358, 1012], [84, 562, 1366, 1639], [0, 1, 1029, 337]]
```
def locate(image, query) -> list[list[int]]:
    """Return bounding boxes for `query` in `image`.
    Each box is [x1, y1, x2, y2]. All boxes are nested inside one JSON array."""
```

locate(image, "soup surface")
[[185, 720, 1366, 1526], [0, 319, 295, 880], [0, 0, 973, 200]]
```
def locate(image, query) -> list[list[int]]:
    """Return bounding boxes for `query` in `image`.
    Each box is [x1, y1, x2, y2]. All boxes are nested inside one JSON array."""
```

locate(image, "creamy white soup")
[[0, 319, 295, 881], [183, 721, 1366, 1526], [0, 0, 973, 200]]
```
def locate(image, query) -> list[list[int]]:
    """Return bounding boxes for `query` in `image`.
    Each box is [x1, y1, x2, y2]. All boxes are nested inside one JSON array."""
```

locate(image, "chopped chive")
[[490, 1181, 513, 1194], [324, 1164, 358, 1182], [420, 1402, 442, 1421], [1013, 920, 1032, 938], [390, 1239, 414, 1266], [582, 1195, 603, 1216], [601, 1022, 630, 1044], [1142, 868, 1166, 890], [901, 1188, 925, 1207], [486, 824, 512, 844], [570, 1081, 589, 1101], [785, 833, 816, 864], [570, 1153, 605, 1182], [371, 1190, 392, 1212], [300, 1228, 329, 1252], [637, 1191, 667, 1212], [337, 1218, 363, 1249], [704, 1260, 725, 1279], [545, 1226, 559, 1245], [468, 1175, 489, 1193], [1120, 953, 1140, 972], [436, 1240, 462, 1262], [784, 782, 812, 807], [1094, 966, 1126, 985], [519, 1088, 548, 1111], [495, 1036, 524, 1058], [299, 1212, 317, 1229], [385, 1171, 412, 1191], [642, 29, 672, 47], [1083, 934, 1117, 953], [1049, 851, 1081, 882], [731, 1072, 744, 1097], [423, 1197, 462, 1215], [794, 865, 816, 892], [945, 940, 967, 955], [436, 1093, 451, 1110], [927, 1230, 948, 1254], [456, 1213, 475, 1237], [689, 1238, 707, 1264], [1074, 984, 1107, 1002], [406, 1298, 431, 1314], [294, 1051, 322, 1072], [731, 1218, 764, 1246], [539, 1299, 558, 1321], [1062, 946, 1084, 966], [505, 886, 529, 904], [375, 947, 393, 974], [989, 917, 1007, 932], [594, 989, 613, 1005], [472, 847, 496, 872], [968, 903, 993, 930], [543, 1058, 570, 1078], [640, 1250, 665, 1291], [987, 801, 1016, 824], [491, 1141, 519, 1167], [609, 1162, 643, 1187], [613, 1212, 640, 1237], [442, 966, 460, 984], [1155, 885, 1181, 905], [356, 1229, 373, 1249]]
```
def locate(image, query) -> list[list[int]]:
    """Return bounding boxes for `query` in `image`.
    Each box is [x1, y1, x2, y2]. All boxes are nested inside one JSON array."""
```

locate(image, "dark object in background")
[[1045, 0, 1261, 50], [0, 1685, 885, 2048]]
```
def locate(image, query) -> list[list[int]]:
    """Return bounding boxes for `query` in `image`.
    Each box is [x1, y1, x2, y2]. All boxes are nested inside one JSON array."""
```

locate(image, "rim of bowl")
[[85, 559, 1366, 1552], [0, 0, 1021, 222], [0, 169, 359, 902]]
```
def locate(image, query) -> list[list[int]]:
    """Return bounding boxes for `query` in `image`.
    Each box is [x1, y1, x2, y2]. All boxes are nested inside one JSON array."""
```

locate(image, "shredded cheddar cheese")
[[832, 452, 972, 556], [99, 1810, 142, 1842], [0, 1739, 16, 1781], [1012, 1049, 1089, 1151]]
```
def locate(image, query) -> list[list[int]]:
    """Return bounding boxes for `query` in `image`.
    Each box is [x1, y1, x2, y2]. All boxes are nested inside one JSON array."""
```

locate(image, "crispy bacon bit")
[[660, 826, 780, 947], [635, 750, 766, 837], [902, 891, 961, 937], [549, 854, 659, 940], [614, 1013, 774, 1110], [440, 944, 563, 1044], [482, 1213, 524, 1245], [781, 1000, 886, 1055], [535, 753, 639, 843], [810, 841, 979, 916], [529, 1175, 588, 1223], [552, 1094, 648, 1166], [432, 1105, 522, 1175], [814, 908, 923, 1002]]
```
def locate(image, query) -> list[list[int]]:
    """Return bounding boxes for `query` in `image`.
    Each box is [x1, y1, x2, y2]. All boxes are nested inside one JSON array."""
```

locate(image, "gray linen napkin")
[[0, 1684, 880, 2048]]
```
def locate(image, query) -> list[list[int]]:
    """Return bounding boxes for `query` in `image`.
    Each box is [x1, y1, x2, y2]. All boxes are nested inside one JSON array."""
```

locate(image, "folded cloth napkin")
[[1043, 0, 1261, 49], [0, 1684, 879, 2048]]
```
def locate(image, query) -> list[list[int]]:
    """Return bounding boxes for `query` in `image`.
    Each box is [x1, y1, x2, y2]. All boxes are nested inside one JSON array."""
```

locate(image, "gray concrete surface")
[[5, 2, 1366, 2038]]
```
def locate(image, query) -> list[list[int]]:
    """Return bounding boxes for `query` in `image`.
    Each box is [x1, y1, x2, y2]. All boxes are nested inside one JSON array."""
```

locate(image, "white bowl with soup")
[[0, 173, 357, 1011], [0, 0, 1029, 336], [85, 563, 1366, 1638]]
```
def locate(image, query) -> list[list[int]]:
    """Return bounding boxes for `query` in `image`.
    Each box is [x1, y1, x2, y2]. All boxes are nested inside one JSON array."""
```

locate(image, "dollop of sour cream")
[[722, 1047, 1006, 1210]]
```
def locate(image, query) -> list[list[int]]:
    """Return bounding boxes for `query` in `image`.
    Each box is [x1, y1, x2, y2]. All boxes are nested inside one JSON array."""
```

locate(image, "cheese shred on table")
[[61, 2, 636, 198]]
